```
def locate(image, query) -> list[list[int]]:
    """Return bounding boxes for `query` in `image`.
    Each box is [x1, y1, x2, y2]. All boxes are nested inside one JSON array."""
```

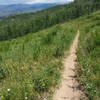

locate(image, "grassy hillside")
[[0, 0, 100, 41], [0, 2, 100, 99], [0, 22, 77, 99], [76, 11, 100, 99]]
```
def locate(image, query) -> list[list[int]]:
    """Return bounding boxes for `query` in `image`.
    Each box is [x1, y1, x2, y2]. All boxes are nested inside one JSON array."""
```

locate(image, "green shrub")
[[77, 13, 100, 99], [0, 67, 8, 80], [0, 55, 2, 62], [53, 45, 64, 58]]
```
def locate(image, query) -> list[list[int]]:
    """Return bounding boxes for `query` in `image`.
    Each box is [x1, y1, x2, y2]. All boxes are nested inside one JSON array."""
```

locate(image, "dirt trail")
[[53, 31, 84, 100]]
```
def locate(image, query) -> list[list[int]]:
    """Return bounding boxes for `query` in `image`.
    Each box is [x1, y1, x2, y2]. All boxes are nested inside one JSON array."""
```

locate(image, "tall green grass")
[[76, 11, 100, 100], [0, 22, 76, 100], [1, 10, 100, 100]]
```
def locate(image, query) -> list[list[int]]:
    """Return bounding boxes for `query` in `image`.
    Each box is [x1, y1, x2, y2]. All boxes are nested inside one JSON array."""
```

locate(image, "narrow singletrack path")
[[53, 31, 84, 100]]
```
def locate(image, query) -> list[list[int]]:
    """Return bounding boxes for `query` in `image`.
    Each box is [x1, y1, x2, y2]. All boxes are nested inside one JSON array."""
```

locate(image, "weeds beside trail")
[[0, 23, 76, 99], [76, 11, 100, 100]]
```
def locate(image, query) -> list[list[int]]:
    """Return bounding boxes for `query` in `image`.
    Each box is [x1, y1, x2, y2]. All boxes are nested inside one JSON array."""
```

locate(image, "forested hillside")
[[0, 0, 100, 40]]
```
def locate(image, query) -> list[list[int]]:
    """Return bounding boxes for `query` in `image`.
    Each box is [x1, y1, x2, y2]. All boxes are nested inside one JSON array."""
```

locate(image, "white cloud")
[[25, 0, 73, 4], [0, 0, 74, 5]]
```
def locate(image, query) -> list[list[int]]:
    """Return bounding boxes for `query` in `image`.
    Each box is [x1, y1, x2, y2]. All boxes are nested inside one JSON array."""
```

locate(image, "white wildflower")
[[7, 89, 10, 92], [25, 97, 28, 100]]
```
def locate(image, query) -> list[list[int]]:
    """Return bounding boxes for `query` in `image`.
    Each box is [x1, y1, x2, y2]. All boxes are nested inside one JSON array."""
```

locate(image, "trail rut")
[[53, 31, 84, 100]]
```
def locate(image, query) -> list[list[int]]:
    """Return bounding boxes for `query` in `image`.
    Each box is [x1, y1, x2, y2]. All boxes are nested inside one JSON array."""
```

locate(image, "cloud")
[[0, 0, 74, 5], [26, 0, 73, 4]]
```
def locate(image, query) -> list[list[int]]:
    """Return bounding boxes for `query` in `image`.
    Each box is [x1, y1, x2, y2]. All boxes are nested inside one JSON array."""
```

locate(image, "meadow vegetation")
[[0, 10, 100, 100], [0, 0, 100, 99], [76, 11, 100, 100], [0, 23, 76, 99]]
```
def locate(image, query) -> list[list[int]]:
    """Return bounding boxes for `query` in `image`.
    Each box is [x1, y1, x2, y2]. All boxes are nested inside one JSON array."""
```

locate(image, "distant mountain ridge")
[[0, 3, 57, 17]]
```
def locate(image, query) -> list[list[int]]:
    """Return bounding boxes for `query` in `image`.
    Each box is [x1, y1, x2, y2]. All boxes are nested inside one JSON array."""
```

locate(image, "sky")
[[0, 0, 73, 5]]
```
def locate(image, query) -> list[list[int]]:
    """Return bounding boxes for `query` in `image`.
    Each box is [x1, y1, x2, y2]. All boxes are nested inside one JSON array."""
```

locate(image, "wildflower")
[[34, 62, 37, 65], [25, 97, 28, 100], [7, 89, 10, 92]]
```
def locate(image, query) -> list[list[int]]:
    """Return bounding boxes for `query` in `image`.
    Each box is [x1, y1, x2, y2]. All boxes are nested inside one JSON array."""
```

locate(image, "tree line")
[[0, 0, 100, 40]]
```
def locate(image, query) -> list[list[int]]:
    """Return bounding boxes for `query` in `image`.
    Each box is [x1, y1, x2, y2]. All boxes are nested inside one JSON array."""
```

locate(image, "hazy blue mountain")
[[0, 3, 57, 17]]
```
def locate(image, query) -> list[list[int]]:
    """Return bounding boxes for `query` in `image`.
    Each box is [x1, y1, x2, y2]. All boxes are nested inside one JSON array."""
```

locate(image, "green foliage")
[[0, 3, 100, 99], [0, 55, 2, 62], [0, 0, 100, 41], [0, 22, 76, 99], [0, 67, 8, 80], [53, 45, 64, 58], [76, 12, 100, 99]]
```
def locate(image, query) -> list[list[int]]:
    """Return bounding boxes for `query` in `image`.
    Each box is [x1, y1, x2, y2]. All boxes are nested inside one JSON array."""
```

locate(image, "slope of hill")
[[0, 0, 100, 99], [0, 0, 100, 41], [0, 20, 77, 100], [0, 3, 57, 17], [76, 11, 100, 100], [0, 10, 100, 100]]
